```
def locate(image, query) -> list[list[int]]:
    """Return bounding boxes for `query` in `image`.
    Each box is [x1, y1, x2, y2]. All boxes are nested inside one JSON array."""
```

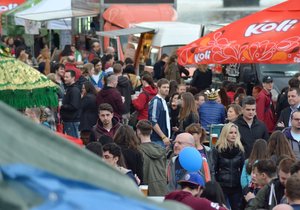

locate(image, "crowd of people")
[[2, 35, 300, 210]]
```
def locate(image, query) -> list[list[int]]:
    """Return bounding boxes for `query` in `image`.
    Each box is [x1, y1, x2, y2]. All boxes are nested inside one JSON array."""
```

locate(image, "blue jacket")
[[199, 101, 226, 131], [148, 95, 169, 142], [89, 71, 105, 89]]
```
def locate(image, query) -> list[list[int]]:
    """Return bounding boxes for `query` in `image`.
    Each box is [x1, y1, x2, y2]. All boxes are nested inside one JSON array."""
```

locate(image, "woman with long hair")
[[227, 104, 242, 123], [132, 72, 157, 121], [114, 125, 144, 183], [103, 143, 139, 185], [240, 139, 268, 190], [267, 130, 296, 164], [177, 92, 199, 132], [213, 122, 245, 210], [164, 54, 181, 84], [186, 123, 214, 182], [79, 81, 98, 145]]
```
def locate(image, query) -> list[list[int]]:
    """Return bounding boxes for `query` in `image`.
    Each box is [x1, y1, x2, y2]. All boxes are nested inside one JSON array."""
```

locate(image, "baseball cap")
[[262, 76, 273, 83], [178, 172, 205, 187]]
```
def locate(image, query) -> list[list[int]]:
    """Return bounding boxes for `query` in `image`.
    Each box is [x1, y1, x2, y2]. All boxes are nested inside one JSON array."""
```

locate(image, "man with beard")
[[88, 41, 102, 62], [89, 103, 121, 142], [283, 110, 300, 160]]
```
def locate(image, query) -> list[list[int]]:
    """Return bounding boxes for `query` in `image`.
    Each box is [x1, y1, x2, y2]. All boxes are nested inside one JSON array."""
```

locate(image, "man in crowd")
[[136, 120, 167, 196], [60, 70, 81, 138], [246, 158, 295, 210], [167, 132, 195, 192], [245, 160, 277, 207], [277, 87, 300, 130], [96, 73, 125, 121], [283, 110, 300, 160], [234, 96, 269, 158], [148, 78, 171, 147], [114, 63, 132, 124], [165, 172, 226, 210], [89, 103, 121, 142], [256, 75, 276, 133], [285, 174, 300, 209], [88, 41, 102, 62]]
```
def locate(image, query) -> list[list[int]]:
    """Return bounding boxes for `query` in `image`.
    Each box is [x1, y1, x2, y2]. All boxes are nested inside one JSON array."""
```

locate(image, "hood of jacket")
[[98, 86, 117, 97], [143, 85, 158, 96], [140, 142, 165, 160], [165, 191, 192, 202], [95, 116, 120, 132], [117, 76, 130, 88]]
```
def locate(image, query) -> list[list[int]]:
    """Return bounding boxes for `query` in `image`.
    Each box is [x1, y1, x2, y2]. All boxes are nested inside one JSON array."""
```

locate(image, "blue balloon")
[[179, 147, 203, 172]]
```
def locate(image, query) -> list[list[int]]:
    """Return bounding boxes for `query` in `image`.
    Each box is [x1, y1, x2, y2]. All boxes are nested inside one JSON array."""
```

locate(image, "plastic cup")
[[139, 185, 148, 196]]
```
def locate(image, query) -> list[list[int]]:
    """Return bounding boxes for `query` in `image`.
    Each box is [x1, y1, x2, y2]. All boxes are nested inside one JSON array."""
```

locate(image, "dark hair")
[[278, 158, 296, 174], [291, 110, 300, 120], [160, 53, 169, 60], [253, 159, 277, 178], [102, 143, 127, 167], [98, 135, 114, 146], [289, 77, 300, 88], [60, 44, 72, 57], [53, 63, 65, 72], [83, 81, 97, 96], [157, 78, 170, 88], [288, 87, 300, 96], [91, 58, 101, 66], [290, 161, 300, 175], [136, 120, 152, 136], [114, 125, 139, 149], [246, 139, 268, 174], [98, 103, 114, 113], [194, 91, 207, 101], [218, 87, 230, 107], [86, 142, 103, 157], [15, 46, 26, 59], [65, 70, 76, 78], [201, 181, 226, 207], [242, 96, 256, 107], [185, 123, 206, 144], [124, 57, 134, 65], [142, 73, 155, 89]]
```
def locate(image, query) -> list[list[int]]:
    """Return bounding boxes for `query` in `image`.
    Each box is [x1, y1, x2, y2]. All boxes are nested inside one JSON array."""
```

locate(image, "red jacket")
[[132, 86, 157, 120], [165, 191, 226, 210], [256, 88, 275, 132]]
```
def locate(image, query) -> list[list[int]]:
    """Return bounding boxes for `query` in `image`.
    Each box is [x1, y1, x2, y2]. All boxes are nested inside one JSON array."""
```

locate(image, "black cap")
[[262, 76, 273, 83]]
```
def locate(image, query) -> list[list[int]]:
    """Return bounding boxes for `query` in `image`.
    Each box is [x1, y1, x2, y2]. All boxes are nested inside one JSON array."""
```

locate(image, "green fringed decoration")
[[0, 87, 58, 109]]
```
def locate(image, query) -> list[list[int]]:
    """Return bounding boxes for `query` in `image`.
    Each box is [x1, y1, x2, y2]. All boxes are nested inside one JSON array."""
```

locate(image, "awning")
[[96, 27, 154, 38], [15, 0, 99, 21]]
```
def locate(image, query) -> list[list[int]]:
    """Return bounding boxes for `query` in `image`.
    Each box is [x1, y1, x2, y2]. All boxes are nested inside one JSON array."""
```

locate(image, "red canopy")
[[177, 0, 300, 65]]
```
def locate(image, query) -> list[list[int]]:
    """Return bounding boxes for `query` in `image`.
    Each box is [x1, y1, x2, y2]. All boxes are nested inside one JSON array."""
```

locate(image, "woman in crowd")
[[213, 122, 245, 210], [190, 64, 212, 93], [37, 47, 51, 75], [132, 73, 157, 121], [267, 130, 296, 164], [177, 92, 199, 132], [218, 88, 230, 107], [103, 143, 139, 185], [79, 81, 98, 145], [168, 92, 180, 139], [240, 139, 268, 190], [185, 123, 214, 182], [165, 55, 181, 84], [227, 104, 242, 123], [114, 125, 144, 183]]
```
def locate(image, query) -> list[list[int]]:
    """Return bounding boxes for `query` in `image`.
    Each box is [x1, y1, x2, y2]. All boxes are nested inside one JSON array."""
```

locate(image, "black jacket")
[[60, 83, 81, 122], [153, 60, 166, 80], [117, 76, 132, 114], [234, 115, 269, 158], [190, 69, 212, 92], [213, 146, 244, 188], [79, 93, 97, 131]]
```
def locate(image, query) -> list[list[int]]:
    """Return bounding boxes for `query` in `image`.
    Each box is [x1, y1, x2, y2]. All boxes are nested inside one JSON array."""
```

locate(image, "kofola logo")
[[0, 4, 18, 12], [245, 19, 298, 37], [194, 50, 211, 63]]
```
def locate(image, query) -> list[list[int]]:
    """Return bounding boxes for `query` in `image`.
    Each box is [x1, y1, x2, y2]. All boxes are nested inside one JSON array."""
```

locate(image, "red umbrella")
[[177, 0, 300, 65]]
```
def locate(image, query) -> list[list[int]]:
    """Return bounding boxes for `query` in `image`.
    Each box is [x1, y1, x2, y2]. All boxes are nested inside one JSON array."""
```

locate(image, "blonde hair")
[[215, 122, 244, 152]]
